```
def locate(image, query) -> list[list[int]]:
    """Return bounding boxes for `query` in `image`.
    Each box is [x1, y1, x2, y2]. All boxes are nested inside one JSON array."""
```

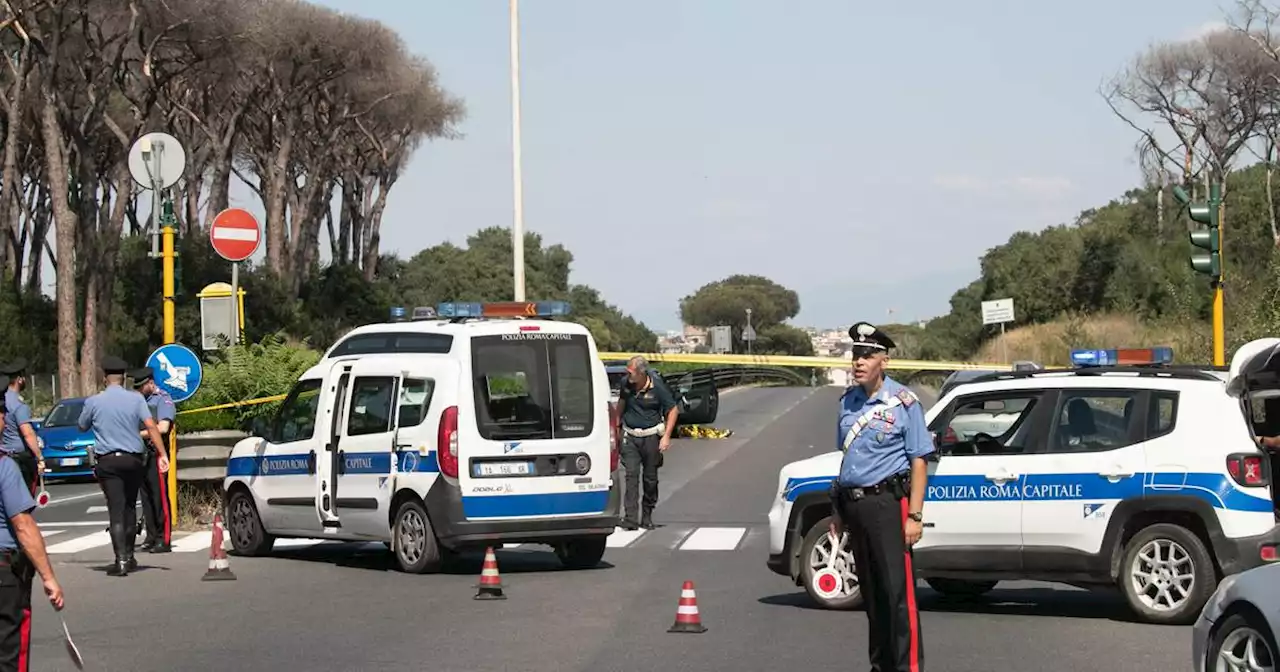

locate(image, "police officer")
[[131, 367, 173, 553], [830, 322, 933, 672], [77, 356, 169, 576], [0, 360, 45, 495], [0, 400, 65, 671], [615, 355, 678, 531]]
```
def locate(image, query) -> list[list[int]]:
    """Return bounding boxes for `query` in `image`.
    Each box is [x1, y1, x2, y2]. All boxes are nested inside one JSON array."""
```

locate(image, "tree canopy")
[[679, 275, 812, 355]]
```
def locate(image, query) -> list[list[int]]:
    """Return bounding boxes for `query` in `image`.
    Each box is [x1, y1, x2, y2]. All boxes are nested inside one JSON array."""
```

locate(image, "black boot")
[[149, 541, 171, 554], [640, 510, 655, 530], [107, 524, 130, 576]]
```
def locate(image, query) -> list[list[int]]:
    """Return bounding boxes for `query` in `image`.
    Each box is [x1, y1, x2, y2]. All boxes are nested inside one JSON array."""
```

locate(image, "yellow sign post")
[[161, 217, 179, 529]]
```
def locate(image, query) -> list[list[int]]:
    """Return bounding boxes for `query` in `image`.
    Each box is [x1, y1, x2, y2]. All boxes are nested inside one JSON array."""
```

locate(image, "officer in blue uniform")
[[0, 360, 45, 495], [131, 367, 173, 553], [830, 322, 933, 672], [0, 400, 64, 671], [77, 356, 169, 576]]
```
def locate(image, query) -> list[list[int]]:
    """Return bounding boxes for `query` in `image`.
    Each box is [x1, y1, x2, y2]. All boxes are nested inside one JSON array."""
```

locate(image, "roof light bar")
[[1070, 347, 1173, 368], [435, 301, 571, 319], [389, 306, 407, 323], [411, 306, 437, 320]]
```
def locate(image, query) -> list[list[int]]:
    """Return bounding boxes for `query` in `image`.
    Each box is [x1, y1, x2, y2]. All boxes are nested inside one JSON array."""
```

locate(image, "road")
[[25, 386, 1190, 671]]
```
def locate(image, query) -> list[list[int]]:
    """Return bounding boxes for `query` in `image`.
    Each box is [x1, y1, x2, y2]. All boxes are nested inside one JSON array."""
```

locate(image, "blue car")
[[35, 397, 96, 480]]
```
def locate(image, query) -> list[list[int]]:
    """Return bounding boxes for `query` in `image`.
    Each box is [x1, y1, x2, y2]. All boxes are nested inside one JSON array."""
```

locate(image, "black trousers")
[[7, 454, 34, 497], [620, 432, 660, 522], [94, 452, 146, 561], [0, 552, 34, 672], [139, 451, 170, 545], [837, 487, 924, 672]]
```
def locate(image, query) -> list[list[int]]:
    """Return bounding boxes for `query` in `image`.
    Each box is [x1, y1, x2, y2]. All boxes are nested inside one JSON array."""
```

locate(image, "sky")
[[87, 0, 1236, 333]]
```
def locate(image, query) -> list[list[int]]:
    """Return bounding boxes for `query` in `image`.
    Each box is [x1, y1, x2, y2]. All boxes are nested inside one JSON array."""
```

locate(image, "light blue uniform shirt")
[[0, 457, 35, 550], [1, 389, 32, 454], [145, 389, 176, 424], [836, 376, 935, 488], [77, 384, 152, 455]]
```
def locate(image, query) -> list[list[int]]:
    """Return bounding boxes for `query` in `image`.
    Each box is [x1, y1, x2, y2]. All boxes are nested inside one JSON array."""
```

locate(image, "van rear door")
[[459, 330, 609, 520]]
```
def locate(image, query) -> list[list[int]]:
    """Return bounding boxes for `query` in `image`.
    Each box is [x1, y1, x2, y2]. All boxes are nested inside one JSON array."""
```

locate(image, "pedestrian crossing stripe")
[[34, 524, 761, 555]]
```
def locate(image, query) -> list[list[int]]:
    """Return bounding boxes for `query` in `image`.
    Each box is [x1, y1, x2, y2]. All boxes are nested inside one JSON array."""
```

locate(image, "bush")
[[176, 481, 224, 529], [177, 333, 321, 432]]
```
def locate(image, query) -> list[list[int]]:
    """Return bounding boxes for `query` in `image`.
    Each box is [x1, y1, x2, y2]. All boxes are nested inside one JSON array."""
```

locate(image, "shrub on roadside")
[[176, 481, 224, 529], [177, 333, 321, 432]]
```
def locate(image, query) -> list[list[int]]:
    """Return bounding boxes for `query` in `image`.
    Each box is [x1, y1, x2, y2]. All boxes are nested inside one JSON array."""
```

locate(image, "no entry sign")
[[210, 208, 261, 262]]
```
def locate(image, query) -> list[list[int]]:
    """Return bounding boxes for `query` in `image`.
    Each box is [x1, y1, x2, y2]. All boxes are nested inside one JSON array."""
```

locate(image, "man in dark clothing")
[[615, 356, 678, 531]]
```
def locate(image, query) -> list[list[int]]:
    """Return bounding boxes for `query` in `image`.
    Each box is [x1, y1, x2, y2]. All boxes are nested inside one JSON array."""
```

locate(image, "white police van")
[[222, 301, 623, 573], [766, 346, 1280, 625]]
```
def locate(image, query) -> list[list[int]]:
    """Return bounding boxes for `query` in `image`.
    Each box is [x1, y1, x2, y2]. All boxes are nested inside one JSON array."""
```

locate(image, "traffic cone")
[[201, 513, 237, 582], [473, 546, 506, 600], [667, 580, 708, 633]]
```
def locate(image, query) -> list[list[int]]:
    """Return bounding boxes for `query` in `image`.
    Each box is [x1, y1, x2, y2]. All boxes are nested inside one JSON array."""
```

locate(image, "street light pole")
[[509, 0, 526, 302]]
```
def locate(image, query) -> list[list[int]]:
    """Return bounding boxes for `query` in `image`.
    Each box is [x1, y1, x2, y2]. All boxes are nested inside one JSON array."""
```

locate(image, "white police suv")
[[766, 346, 1280, 625], [222, 301, 624, 573]]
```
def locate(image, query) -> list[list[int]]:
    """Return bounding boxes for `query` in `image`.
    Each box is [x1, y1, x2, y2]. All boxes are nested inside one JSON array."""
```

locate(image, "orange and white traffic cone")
[[473, 546, 506, 600], [201, 513, 237, 582], [667, 580, 708, 633]]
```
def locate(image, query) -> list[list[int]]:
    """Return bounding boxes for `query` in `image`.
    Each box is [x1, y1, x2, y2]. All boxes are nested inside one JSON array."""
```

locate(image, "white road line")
[[173, 531, 214, 553], [37, 521, 110, 527], [41, 530, 65, 538], [606, 527, 646, 548], [45, 531, 111, 554], [678, 527, 747, 551], [86, 506, 107, 514], [43, 492, 104, 507]]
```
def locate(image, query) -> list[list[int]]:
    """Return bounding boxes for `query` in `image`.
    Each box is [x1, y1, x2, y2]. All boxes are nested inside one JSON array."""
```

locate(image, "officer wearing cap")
[[829, 322, 933, 672], [0, 399, 65, 670], [77, 356, 169, 576], [0, 359, 45, 495], [131, 367, 173, 553]]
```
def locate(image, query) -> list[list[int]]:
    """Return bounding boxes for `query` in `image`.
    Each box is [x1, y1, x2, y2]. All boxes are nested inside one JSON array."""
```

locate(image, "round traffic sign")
[[209, 208, 262, 262], [145, 343, 204, 403]]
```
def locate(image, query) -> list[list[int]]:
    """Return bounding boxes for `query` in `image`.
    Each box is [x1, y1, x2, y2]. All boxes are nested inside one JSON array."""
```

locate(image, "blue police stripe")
[[461, 491, 609, 518], [226, 451, 440, 477], [784, 472, 1274, 513]]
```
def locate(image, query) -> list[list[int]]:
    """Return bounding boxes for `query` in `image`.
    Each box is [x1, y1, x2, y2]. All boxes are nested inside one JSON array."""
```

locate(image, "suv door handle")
[[1099, 468, 1134, 480], [985, 470, 1017, 482]]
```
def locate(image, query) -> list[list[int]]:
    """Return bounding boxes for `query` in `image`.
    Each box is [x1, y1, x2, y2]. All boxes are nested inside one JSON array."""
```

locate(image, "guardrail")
[[599, 351, 1011, 372], [170, 366, 803, 483]]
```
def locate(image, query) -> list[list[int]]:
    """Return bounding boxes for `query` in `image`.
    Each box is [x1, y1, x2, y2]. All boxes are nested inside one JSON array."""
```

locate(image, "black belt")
[[833, 471, 910, 500], [95, 451, 143, 459]]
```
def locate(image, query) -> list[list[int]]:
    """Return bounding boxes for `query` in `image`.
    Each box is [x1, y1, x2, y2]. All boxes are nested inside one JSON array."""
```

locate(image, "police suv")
[[766, 347, 1280, 625], [222, 301, 624, 573]]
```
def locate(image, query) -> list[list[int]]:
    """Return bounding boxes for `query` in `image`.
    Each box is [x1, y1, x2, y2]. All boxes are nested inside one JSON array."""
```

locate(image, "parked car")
[[1192, 562, 1279, 672], [35, 397, 96, 479]]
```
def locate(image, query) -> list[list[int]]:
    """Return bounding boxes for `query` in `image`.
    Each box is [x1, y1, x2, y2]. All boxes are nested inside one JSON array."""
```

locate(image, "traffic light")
[[1172, 183, 1221, 281]]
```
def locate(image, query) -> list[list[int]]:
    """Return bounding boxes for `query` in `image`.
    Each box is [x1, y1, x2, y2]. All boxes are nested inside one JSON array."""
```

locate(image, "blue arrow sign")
[[145, 343, 203, 403]]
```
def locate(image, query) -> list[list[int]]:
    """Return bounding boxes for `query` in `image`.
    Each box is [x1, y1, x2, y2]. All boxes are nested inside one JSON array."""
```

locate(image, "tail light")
[[608, 401, 621, 471], [1226, 453, 1268, 487], [437, 406, 459, 478]]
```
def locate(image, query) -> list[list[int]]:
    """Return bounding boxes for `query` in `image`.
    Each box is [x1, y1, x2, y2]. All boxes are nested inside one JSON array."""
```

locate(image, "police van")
[[222, 301, 623, 573], [766, 346, 1280, 625]]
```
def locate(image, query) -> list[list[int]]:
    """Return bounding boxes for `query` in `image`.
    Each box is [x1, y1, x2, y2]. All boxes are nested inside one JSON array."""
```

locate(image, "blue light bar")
[[436, 301, 572, 319], [1071, 347, 1174, 368], [389, 306, 406, 322]]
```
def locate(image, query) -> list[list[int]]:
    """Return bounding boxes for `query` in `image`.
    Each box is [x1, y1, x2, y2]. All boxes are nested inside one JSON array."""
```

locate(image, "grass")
[[176, 481, 224, 530], [972, 313, 1211, 366]]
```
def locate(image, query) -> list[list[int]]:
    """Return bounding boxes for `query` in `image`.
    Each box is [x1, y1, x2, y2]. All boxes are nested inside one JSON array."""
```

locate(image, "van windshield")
[[471, 333, 594, 441]]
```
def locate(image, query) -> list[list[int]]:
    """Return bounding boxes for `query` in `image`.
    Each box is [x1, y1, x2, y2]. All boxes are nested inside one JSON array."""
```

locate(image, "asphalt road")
[[24, 385, 1192, 671]]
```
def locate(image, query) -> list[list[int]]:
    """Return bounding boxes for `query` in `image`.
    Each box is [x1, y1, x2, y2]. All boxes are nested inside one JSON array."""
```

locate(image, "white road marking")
[[86, 506, 107, 514], [677, 526, 747, 551], [606, 527, 646, 548], [173, 531, 213, 553], [42, 492, 104, 507], [45, 531, 111, 554], [37, 521, 110, 527], [41, 530, 65, 538]]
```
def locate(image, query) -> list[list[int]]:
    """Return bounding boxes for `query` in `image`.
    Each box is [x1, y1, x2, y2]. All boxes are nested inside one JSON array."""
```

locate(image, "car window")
[[398, 378, 434, 428], [42, 401, 85, 428], [1147, 391, 1177, 440], [930, 392, 1042, 457], [275, 379, 323, 444], [1049, 391, 1140, 453], [346, 377, 396, 436], [471, 333, 595, 440]]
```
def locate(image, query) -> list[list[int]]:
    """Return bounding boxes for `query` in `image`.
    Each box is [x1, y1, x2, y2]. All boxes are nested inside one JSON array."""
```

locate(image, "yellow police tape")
[[175, 352, 1008, 416], [677, 425, 734, 439], [597, 351, 1010, 372]]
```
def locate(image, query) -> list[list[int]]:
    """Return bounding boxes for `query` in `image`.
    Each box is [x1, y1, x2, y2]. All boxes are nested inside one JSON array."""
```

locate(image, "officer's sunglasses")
[[850, 346, 882, 360]]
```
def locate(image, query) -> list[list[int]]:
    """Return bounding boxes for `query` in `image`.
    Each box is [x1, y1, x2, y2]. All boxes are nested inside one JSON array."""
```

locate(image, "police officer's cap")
[[0, 357, 28, 377], [101, 355, 129, 375], [848, 322, 896, 351], [130, 367, 155, 388]]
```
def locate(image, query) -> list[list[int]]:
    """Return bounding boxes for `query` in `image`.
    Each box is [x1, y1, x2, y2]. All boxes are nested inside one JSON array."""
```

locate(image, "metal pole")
[[509, 0, 526, 302], [230, 262, 240, 346], [162, 194, 176, 345], [149, 147, 162, 258], [1000, 322, 1008, 364], [1211, 180, 1225, 367]]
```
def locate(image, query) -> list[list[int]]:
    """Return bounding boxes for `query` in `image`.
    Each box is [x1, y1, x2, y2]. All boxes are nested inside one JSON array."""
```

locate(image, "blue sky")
[[129, 0, 1235, 333]]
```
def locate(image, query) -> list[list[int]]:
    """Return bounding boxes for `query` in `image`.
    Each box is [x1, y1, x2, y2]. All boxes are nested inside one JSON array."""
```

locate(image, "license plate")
[[475, 461, 533, 477], [59, 458, 81, 467]]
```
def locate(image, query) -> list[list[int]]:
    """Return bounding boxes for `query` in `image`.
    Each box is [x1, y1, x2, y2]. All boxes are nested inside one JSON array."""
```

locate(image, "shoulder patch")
[[895, 388, 917, 407]]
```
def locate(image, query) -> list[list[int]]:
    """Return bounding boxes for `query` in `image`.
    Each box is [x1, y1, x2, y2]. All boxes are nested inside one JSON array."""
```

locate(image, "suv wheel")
[[799, 516, 862, 610], [1118, 523, 1216, 625], [925, 578, 998, 600]]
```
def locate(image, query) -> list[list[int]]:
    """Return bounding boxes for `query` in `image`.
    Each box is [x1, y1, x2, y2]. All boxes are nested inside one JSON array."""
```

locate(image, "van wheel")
[[926, 578, 998, 599], [392, 499, 442, 574], [555, 536, 608, 570], [1118, 523, 1215, 625], [225, 489, 274, 556], [799, 516, 862, 610]]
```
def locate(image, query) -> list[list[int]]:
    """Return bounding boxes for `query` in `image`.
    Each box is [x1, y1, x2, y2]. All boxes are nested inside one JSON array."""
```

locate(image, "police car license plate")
[[475, 461, 534, 477], [59, 458, 80, 467]]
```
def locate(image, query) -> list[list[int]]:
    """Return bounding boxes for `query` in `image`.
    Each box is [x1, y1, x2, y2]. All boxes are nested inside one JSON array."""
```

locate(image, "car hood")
[[780, 451, 842, 482], [37, 425, 94, 449]]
